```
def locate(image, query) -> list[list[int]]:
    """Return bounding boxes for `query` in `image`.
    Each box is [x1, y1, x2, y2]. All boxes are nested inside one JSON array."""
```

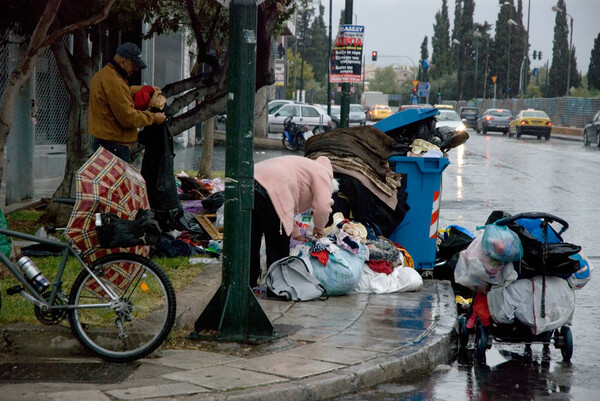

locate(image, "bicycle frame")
[[0, 227, 119, 312]]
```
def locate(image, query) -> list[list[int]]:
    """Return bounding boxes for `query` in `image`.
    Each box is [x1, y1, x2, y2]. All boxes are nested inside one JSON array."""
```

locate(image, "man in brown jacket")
[[88, 42, 166, 162]]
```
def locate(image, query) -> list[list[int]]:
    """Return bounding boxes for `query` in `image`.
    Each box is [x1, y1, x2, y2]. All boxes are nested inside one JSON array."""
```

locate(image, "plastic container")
[[388, 156, 450, 272]]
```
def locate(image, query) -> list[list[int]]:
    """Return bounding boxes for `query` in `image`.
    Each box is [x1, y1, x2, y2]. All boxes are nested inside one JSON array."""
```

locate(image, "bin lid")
[[374, 108, 439, 133]]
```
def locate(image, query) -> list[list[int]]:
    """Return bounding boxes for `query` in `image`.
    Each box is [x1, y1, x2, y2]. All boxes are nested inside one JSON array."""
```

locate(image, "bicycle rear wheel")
[[68, 253, 176, 362]]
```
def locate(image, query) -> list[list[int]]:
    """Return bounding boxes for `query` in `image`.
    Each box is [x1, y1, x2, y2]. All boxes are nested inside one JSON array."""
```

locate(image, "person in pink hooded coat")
[[250, 155, 335, 287]]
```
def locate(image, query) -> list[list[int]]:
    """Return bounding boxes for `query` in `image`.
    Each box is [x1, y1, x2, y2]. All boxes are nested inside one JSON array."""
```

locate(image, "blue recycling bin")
[[388, 156, 450, 272]]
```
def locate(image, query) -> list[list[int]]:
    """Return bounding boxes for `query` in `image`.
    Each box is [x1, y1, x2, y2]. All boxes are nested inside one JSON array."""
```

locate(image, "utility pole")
[[192, 0, 275, 343], [327, 0, 332, 115], [340, 0, 353, 128]]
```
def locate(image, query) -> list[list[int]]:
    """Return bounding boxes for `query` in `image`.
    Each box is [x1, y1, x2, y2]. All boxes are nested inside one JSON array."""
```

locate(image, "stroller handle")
[[494, 212, 569, 235]]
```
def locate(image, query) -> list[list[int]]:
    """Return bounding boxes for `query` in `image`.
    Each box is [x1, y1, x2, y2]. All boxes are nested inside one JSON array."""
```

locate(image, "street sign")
[[411, 96, 418, 104], [491, 75, 497, 83], [411, 80, 420, 88], [532, 68, 538, 77], [417, 82, 430, 91], [418, 90, 429, 97], [330, 25, 365, 83]]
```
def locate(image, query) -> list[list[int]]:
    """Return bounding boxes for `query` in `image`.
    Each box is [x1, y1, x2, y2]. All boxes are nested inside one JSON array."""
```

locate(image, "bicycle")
[[0, 206, 176, 363]]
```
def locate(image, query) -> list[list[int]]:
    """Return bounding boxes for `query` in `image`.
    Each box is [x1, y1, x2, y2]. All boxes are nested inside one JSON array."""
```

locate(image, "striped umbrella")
[[65, 147, 150, 263]]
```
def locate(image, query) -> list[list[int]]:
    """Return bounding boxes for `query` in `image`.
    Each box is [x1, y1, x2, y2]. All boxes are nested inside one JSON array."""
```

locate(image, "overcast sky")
[[322, 0, 600, 74]]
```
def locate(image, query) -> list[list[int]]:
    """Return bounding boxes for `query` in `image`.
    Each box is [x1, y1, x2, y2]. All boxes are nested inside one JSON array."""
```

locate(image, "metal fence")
[[0, 36, 69, 146], [449, 97, 600, 128]]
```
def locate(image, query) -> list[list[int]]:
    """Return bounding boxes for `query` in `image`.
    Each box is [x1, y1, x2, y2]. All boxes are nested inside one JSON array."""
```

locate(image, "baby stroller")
[[456, 212, 586, 362]]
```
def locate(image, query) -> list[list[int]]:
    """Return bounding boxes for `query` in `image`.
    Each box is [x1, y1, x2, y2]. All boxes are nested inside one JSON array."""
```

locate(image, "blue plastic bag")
[[481, 224, 523, 262]]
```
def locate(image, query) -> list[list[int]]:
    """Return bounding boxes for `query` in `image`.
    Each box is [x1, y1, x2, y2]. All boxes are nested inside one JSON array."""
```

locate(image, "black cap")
[[116, 42, 147, 69]]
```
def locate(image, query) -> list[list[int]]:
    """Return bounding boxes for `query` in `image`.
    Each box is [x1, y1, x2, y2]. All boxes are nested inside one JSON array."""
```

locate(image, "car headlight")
[[456, 123, 466, 131]]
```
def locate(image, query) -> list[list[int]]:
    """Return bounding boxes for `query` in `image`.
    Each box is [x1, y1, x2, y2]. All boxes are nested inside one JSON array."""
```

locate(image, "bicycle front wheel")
[[68, 253, 176, 362]]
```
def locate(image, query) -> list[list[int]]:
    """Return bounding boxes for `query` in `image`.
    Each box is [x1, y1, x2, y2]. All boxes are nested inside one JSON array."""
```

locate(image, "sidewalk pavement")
[[1, 260, 457, 401]]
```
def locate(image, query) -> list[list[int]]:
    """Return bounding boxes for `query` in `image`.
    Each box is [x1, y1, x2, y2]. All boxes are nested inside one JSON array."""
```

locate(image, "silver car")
[[327, 104, 366, 128], [476, 108, 513, 135], [268, 104, 332, 133]]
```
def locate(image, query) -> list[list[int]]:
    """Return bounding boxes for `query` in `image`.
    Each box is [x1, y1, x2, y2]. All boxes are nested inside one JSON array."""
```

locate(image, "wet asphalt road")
[[173, 130, 600, 400]]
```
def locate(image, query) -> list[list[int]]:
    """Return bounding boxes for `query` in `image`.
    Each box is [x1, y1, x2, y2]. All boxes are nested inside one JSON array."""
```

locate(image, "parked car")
[[435, 109, 466, 132], [508, 109, 552, 140], [459, 107, 479, 129], [268, 99, 296, 115], [268, 103, 332, 133], [476, 108, 513, 135], [583, 110, 600, 147]]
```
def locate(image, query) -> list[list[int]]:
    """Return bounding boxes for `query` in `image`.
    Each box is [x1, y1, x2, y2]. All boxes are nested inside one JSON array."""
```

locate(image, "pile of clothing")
[[305, 126, 409, 238]]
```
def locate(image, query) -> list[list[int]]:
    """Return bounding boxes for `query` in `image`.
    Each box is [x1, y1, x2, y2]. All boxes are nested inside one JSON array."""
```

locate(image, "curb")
[[155, 281, 457, 401]]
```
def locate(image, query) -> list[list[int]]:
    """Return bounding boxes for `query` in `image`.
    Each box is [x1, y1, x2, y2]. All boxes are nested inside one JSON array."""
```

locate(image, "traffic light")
[[533, 50, 537, 59], [372, 51, 377, 61], [438, 88, 442, 96], [538, 51, 542, 59]]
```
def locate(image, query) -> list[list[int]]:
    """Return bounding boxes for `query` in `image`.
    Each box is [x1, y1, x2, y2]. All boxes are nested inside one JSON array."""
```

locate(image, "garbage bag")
[[95, 209, 161, 248], [454, 233, 518, 292], [481, 224, 523, 262], [138, 122, 181, 211], [299, 243, 367, 296], [487, 276, 575, 335]]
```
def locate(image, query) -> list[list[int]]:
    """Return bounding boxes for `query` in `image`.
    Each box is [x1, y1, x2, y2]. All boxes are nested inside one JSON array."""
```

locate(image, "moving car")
[[268, 103, 332, 133], [508, 108, 552, 140], [583, 110, 600, 147], [434, 104, 454, 110], [476, 108, 513, 134], [459, 106, 479, 129], [369, 104, 393, 121], [400, 104, 434, 111], [435, 109, 466, 132]]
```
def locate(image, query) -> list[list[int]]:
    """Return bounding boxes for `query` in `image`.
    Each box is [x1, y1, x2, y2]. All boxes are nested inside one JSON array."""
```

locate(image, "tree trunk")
[[197, 117, 214, 179], [38, 30, 97, 228]]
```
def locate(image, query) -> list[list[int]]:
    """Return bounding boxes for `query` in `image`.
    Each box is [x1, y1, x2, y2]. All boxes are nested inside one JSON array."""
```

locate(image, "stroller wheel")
[[475, 324, 488, 360], [559, 326, 573, 362], [458, 315, 469, 348]]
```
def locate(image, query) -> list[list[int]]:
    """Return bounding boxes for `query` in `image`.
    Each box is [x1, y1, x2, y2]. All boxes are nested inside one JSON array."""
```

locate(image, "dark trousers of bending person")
[[249, 182, 291, 288]]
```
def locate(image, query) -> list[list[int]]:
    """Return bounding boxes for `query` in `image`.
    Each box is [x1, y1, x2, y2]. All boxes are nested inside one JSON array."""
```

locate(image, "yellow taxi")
[[508, 108, 552, 140], [369, 104, 392, 121]]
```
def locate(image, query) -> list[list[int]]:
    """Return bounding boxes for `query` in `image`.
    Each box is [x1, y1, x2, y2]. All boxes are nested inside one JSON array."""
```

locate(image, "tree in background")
[[430, 0, 451, 79], [549, 0, 570, 97], [286, 48, 315, 99], [368, 66, 401, 94], [303, 2, 329, 85], [568, 46, 582, 90], [587, 33, 600, 91], [419, 36, 429, 83]]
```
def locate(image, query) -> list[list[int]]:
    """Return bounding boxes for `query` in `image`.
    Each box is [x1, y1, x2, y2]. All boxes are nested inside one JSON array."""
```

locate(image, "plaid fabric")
[[83, 260, 144, 301], [65, 147, 150, 263]]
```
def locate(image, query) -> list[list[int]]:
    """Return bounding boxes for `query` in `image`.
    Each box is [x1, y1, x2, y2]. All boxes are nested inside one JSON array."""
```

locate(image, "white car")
[[268, 103, 332, 133], [435, 109, 466, 132]]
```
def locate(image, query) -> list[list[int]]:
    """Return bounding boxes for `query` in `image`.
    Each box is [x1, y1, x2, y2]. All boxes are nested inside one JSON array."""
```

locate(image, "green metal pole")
[[192, 0, 274, 342], [340, 0, 353, 128]]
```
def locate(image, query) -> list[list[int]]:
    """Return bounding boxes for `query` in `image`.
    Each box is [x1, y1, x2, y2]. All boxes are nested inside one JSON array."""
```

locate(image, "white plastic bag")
[[487, 276, 575, 335], [454, 233, 517, 292], [355, 265, 422, 294]]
